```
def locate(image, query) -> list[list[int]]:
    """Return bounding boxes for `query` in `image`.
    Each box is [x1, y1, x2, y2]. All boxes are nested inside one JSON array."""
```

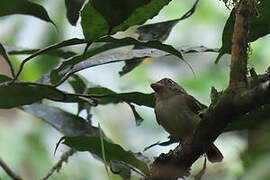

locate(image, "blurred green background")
[[1, 0, 270, 179]]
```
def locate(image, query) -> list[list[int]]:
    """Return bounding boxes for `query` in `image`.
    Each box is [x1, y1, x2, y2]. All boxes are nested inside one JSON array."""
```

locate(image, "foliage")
[[1, 0, 270, 179]]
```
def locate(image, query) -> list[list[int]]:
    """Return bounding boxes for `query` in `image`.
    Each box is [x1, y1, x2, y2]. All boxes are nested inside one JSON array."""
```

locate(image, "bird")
[[151, 78, 223, 163]]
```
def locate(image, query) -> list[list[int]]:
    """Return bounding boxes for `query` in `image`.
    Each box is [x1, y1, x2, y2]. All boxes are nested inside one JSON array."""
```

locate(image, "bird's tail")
[[206, 143, 223, 163]]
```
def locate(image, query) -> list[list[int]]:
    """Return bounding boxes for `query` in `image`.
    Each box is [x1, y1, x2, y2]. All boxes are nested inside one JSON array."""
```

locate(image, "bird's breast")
[[155, 95, 199, 139]]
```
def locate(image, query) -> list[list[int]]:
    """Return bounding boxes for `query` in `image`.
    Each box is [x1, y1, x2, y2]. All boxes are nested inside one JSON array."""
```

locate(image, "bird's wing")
[[185, 95, 203, 114], [154, 108, 161, 125]]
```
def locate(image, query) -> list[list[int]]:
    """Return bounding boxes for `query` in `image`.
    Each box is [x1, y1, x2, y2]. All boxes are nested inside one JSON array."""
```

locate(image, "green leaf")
[[80, 0, 172, 40], [50, 36, 184, 84], [80, 1, 109, 41], [68, 74, 88, 114], [7, 46, 77, 59], [216, 0, 270, 63], [0, 74, 12, 83], [0, 43, 15, 77], [87, 86, 155, 108], [63, 135, 150, 176], [0, 82, 85, 109], [22, 103, 92, 136], [0, 0, 55, 24], [65, 0, 86, 26]]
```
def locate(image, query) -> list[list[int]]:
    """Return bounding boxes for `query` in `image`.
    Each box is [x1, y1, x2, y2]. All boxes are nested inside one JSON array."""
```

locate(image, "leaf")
[[128, 104, 144, 126], [0, 0, 55, 25], [144, 138, 178, 151], [135, 0, 199, 42], [63, 135, 150, 176], [22, 103, 92, 136], [65, 0, 86, 26], [80, 0, 172, 41], [87, 86, 155, 108], [6, 45, 77, 59], [68, 74, 87, 94], [0, 82, 86, 109], [68, 74, 88, 115], [118, 0, 200, 76], [0, 74, 12, 83], [80, 1, 109, 41], [50, 36, 184, 84], [110, 161, 131, 180], [0, 43, 15, 77], [216, 0, 270, 63]]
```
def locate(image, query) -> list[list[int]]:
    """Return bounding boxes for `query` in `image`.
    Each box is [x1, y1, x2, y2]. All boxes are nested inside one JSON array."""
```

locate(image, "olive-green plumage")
[[151, 78, 223, 163]]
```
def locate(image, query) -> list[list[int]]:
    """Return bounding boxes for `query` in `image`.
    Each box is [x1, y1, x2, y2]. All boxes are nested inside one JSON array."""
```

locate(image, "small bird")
[[151, 78, 223, 163]]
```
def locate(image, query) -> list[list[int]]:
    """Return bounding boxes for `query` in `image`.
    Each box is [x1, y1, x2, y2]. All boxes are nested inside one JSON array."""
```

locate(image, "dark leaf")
[[87, 86, 155, 108], [119, 0, 200, 76], [63, 135, 150, 176], [136, 0, 199, 42], [81, 0, 172, 41], [68, 74, 89, 115], [6, 45, 77, 59], [22, 103, 92, 136], [0, 0, 55, 25], [65, 0, 86, 26], [0, 74, 12, 83], [128, 104, 144, 126], [119, 58, 144, 77], [144, 138, 178, 151], [216, 0, 270, 63], [110, 161, 131, 180], [0, 82, 86, 109], [50, 36, 185, 84], [0, 43, 15, 77], [68, 74, 87, 94]]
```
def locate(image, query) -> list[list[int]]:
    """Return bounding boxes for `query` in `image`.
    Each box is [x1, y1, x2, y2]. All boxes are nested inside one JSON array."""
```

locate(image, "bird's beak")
[[151, 82, 166, 92]]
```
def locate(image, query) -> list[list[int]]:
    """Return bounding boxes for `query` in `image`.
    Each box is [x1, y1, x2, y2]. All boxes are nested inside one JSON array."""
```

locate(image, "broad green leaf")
[[80, 1, 109, 41], [50, 36, 184, 84], [0, 0, 54, 24], [0, 43, 15, 77], [87, 86, 155, 108], [63, 135, 150, 176], [23, 103, 92, 136], [0, 74, 12, 83], [0, 82, 86, 109], [65, 0, 86, 26], [216, 0, 270, 63], [80, 0, 172, 40]]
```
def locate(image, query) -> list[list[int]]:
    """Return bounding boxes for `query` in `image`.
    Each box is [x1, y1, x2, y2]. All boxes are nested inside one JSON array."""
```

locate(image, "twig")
[[43, 149, 76, 180], [0, 157, 23, 180]]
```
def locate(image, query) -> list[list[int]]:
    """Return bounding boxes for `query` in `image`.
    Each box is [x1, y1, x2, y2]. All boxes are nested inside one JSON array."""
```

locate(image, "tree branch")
[[229, 0, 258, 88], [43, 149, 76, 180]]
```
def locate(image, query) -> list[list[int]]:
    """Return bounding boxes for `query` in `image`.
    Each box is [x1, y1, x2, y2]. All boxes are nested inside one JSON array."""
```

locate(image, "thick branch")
[[229, 0, 257, 88]]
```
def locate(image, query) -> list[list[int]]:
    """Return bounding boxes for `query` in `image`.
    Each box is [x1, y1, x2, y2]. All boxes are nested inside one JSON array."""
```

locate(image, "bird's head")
[[151, 78, 187, 99]]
